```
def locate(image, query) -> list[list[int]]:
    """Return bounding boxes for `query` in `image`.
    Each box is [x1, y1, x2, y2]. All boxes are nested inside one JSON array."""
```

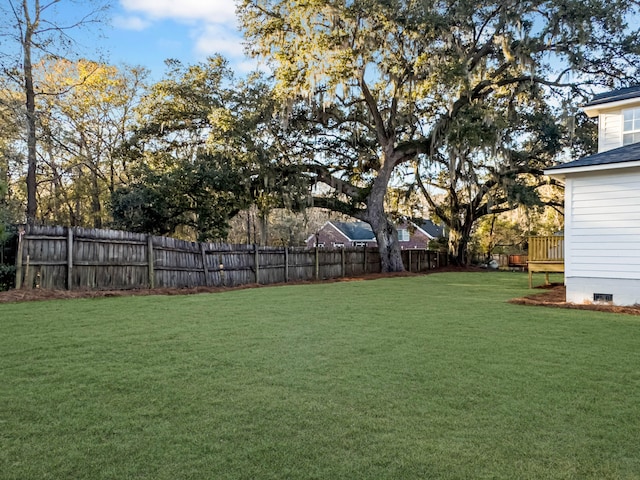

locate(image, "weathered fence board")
[[13, 225, 447, 291]]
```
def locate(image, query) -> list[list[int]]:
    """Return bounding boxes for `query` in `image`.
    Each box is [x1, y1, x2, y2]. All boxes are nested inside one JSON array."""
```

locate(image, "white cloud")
[[112, 15, 152, 31], [120, 0, 237, 24], [118, 0, 247, 69], [235, 59, 271, 75], [194, 24, 245, 59]]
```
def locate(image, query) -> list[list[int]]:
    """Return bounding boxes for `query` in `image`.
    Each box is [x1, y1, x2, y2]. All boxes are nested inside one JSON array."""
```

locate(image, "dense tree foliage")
[[0, 0, 108, 224], [0, 178, 19, 292], [0, 82, 25, 230], [414, 87, 565, 264], [239, 0, 640, 267], [0, 59, 146, 228], [37, 59, 147, 227], [111, 57, 308, 242], [423, 104, 597, 263]]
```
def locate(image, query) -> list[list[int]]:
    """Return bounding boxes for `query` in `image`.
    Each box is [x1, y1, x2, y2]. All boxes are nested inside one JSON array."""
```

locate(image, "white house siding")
[[565, 168, 640, 305], [598, 111, 622, 152]]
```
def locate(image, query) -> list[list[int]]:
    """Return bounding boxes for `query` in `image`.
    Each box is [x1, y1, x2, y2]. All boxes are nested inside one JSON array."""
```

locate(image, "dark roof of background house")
[[547, 142, 640, 171], [332, 219, 445, 240], [583, 85, 640, 107], [331, 221, 376, 241], [415, 219, 444, 238]]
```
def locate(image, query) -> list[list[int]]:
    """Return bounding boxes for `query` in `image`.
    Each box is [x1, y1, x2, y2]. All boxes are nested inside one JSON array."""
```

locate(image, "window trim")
[[622, 107, 640, 146]]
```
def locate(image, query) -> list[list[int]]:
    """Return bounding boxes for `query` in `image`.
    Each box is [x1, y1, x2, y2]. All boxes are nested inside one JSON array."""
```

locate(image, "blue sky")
[[87, 0, 250, 78]]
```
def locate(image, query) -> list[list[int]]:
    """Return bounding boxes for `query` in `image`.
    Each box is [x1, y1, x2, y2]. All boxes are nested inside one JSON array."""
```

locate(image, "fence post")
[[147, 235, 155, 289], [314, 246, 319, 280], [25, 255, 30, 289], [201, 243, 211, 287], [408, 250, 412, 273], [341, 248, 345, 277], [15, 226, 24, 289], [284, 247, 289, 283], [67, 228, 73, 290], [363, 247, 367, 274], [254, 244, 260, 284]]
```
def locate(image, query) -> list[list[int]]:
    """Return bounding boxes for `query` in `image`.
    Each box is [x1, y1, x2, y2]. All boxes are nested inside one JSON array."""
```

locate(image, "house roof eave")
[[410, 221, 435, 240], [545, 142, 640, 178], [582, 85, 640, 116], [409, 219, 444, 239], [583, 97, 640, 118], [545, 159, 640, 178], [327, 221, 354, 241]]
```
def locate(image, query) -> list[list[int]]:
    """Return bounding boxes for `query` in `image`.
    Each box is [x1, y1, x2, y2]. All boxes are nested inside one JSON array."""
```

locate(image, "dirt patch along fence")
[[14, 225, 447, 291]]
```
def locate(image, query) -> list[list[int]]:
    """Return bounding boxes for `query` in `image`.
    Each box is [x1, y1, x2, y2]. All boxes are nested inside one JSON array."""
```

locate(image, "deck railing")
[[528, 235, 564, 262], [527, 235, 564, 288]]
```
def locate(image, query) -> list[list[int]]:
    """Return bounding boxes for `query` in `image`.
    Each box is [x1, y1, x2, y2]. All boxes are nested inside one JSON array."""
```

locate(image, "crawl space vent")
[[593, 293, 613, 303]]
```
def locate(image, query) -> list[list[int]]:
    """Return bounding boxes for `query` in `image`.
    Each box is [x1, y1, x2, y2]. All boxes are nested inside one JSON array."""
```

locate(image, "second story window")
[[623, 107, 640, 145], [398, 229, 410, 241]]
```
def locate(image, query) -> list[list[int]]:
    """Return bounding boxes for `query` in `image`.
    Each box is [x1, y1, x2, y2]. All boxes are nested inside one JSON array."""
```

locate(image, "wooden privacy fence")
[[14, 225, 447, 291]]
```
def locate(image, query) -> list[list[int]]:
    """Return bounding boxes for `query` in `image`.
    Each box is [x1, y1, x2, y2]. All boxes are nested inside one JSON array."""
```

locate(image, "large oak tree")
[[239, 0, 640, 269]]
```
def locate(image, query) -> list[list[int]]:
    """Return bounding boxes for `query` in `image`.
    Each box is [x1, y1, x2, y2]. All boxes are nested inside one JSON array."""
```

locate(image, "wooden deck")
[[528, 236, 564, 288]]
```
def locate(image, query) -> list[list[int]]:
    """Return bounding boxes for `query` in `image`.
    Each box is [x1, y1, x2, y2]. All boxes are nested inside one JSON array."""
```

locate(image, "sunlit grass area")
[[2, 272, 639, 479]]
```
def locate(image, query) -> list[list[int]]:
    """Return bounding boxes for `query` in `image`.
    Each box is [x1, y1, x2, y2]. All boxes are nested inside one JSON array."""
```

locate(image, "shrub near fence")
[[13, 225, 447, 291], [0, 226, 18, 291]]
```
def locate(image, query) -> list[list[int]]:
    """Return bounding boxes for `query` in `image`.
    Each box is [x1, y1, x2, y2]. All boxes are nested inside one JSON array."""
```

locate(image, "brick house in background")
[[306, 220, 443, 249]]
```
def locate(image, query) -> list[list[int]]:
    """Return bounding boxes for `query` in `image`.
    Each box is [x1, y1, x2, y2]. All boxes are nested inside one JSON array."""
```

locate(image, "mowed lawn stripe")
[[1, 272, 639, 479]]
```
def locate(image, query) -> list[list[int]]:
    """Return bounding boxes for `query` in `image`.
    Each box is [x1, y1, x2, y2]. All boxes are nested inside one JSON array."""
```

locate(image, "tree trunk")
[[371, 216, 405, 272], [364, 163, 404, 272], [91, 173, 102, 228], [46, 141, 78, 226], [23, 2, 37, 225], [259, 211, 268, 246], [448, 224, 473, 266], [246, 210, 252, 245]]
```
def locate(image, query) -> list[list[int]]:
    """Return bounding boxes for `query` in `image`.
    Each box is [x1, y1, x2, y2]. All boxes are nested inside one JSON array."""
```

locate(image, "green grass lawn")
[[1, 272, 639, 479]]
